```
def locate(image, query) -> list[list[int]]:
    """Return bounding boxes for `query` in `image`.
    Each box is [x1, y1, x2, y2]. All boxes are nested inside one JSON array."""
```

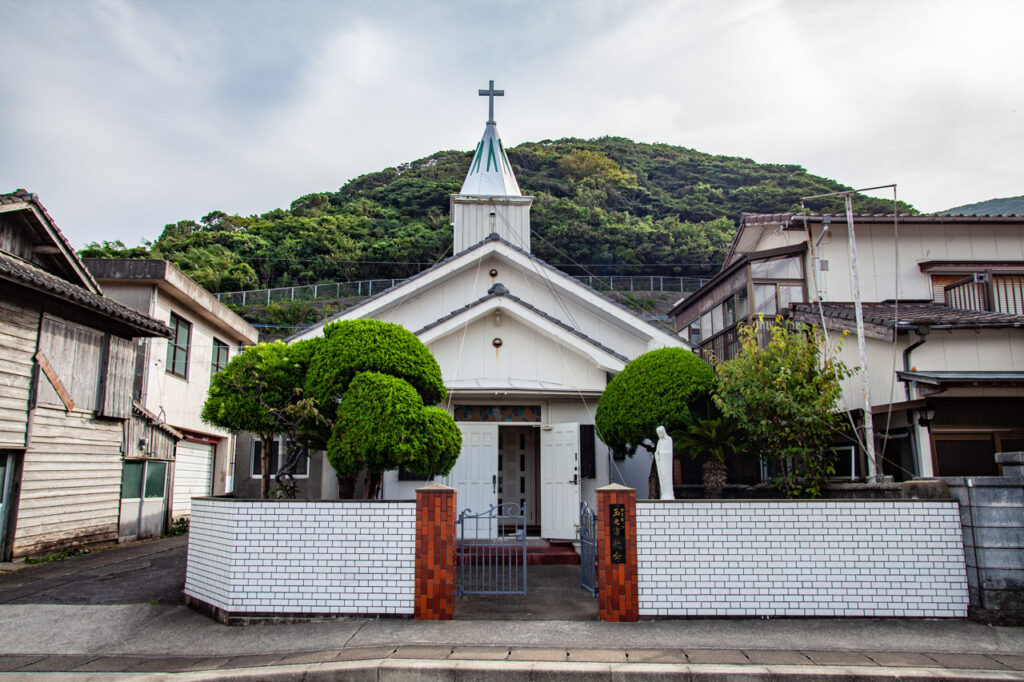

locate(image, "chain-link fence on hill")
[[215, 275, 710, 306]]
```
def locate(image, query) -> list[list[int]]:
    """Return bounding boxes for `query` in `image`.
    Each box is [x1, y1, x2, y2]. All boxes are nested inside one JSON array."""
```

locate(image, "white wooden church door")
[[449, 423, 498, 537], [541, 423, 580, 540]]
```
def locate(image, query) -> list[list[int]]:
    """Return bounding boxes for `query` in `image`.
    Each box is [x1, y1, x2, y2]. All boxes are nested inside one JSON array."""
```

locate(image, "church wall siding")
[[426, 316, 606, 390]]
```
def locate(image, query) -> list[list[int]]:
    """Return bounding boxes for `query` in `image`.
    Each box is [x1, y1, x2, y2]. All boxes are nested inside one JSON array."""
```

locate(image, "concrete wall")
[[635, 499, 968, 617], [945, 454, 1024, 623], [184, 498, 416, 617]]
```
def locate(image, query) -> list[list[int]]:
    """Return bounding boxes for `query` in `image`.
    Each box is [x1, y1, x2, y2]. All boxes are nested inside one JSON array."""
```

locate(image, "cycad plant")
[[674, 416, 745, 498]]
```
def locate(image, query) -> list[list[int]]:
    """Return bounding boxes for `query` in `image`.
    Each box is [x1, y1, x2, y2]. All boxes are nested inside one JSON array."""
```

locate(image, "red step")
[[457, 541, 580, 566]]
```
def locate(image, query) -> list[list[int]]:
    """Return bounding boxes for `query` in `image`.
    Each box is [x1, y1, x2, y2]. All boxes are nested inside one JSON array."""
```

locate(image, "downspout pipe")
[[901, 325, 930, 401]]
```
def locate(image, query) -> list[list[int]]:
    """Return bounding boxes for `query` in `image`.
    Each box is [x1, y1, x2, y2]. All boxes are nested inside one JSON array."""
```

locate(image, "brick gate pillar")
[[596, 483, 638, 622], [415, 483, 457, 620]]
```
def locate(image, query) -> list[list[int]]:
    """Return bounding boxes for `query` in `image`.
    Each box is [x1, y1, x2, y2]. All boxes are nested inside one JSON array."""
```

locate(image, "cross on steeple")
[[478, 79, 504, 124]]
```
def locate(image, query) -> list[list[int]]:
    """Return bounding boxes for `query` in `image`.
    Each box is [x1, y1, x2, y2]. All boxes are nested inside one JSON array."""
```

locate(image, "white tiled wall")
[[636, 500, 968, 617], [185, 498, 416, 615]]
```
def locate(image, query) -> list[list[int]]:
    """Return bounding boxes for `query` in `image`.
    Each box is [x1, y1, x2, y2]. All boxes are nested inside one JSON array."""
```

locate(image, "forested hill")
[[942, 195, 1024, 215], [80, 137, 916, 293]]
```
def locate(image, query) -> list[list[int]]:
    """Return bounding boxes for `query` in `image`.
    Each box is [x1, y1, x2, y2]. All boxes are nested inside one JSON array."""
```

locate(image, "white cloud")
[[1, 0, 1023, 246]]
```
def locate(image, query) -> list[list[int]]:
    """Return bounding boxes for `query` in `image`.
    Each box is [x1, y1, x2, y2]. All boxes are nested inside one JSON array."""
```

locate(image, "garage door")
[[172, 441, 215, 518]]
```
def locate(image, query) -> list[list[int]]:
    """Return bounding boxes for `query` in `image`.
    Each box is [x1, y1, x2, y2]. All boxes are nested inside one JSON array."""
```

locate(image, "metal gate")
[[580, 501, 598, 596], [457, 502, 527, 596]]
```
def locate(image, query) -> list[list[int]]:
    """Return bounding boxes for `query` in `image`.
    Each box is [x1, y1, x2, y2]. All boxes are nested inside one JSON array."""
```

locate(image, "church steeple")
[[452, 80, 532, 253], [460, 81, 521, 197]]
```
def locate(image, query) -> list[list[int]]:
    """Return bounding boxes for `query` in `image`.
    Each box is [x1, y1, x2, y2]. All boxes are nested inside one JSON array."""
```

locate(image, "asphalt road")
[[0, 535, 187, 606]]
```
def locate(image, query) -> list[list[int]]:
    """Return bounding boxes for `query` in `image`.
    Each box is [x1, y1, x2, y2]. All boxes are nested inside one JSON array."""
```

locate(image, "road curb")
[[6, 658, 1024, 681]]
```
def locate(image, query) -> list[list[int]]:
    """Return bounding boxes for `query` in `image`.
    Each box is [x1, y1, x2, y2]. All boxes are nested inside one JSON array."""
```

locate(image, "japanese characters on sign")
[[609, 503, 626, 564]]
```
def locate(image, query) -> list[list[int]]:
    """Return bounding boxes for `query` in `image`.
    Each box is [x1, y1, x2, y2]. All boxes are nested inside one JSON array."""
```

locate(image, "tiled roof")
[[0, 252, 171, 337], [791, 302, 1024, 331], [416, 282, 629, 363], [740, 212, 1024, 228]]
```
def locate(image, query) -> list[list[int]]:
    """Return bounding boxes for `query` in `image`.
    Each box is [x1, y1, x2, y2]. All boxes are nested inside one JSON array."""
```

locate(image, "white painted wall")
[[829, 328, 1024, 413], [373, 253, 657, 360], [145, 296, 237, 496], [427, 314, 608, 390], [749, 220, 1024, 304]]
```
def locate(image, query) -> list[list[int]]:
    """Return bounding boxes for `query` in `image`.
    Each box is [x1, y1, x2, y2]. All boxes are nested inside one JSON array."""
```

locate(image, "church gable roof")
[[289, 234, 686, 352], [416, 282, 628, 372]]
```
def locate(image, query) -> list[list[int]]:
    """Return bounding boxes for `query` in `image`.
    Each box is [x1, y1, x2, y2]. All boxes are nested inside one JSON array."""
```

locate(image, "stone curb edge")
[[6, 659, 1024, 681]]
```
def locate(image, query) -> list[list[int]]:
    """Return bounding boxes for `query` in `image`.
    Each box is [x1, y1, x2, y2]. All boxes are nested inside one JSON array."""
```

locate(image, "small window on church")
[[580, 424, 596, 479], [398, 468, 432, 482]]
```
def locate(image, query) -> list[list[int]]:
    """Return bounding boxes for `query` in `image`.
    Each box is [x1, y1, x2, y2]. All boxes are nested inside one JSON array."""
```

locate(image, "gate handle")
[[569, 474, 578, 485], [492, 474, 496, 493]]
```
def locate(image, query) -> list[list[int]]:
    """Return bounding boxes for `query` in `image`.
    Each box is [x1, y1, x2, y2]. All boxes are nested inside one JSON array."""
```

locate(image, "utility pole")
[[802, 184, 897, 482], [843, 194, 877, 482]]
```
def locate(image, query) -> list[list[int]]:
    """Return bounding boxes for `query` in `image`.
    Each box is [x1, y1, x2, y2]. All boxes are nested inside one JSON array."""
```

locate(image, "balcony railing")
[[944, 272, 1024, 315]]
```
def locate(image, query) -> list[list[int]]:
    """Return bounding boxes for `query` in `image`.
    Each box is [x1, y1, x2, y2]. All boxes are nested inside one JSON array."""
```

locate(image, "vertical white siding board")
[[0, 299, 39, 447]]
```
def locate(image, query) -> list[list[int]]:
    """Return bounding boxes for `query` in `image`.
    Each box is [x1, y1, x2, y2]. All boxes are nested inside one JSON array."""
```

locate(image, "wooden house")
[[671, 212, 1024, 482], [0, 190, 170, 560]]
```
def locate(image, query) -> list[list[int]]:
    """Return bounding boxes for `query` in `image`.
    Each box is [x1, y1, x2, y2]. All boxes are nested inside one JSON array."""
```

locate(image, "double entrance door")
[[448, 422, 580, 540], [119, 459, 169, 541]]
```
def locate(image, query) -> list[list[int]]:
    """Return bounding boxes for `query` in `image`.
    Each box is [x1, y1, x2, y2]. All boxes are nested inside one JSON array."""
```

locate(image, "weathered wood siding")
[[13, 405, 123, 557], [101, 336, 134, 419], [0, 299, 40, 448], [36, 316, 104, 412], [125, 412, 177, 460]]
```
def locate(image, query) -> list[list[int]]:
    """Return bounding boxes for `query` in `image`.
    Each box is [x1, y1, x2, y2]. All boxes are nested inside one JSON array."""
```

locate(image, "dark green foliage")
[[78, 139, 917, 292], [595, 348, 716, 457], [327, 372, 461, 478], [200, 341, 308, 437], [942, 195, 1024, 215], [674, 416, 745, 464], [305, 319, 445, 408]]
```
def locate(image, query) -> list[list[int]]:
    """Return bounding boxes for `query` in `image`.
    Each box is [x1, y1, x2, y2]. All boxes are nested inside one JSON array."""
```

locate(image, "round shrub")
[[327, 372, 461, 478], [305, 319, 445, 407], [595, 347, 716, 457]]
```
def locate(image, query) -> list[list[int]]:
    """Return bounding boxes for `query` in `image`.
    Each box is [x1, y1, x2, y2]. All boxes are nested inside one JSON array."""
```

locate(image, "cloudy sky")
[[2, 0, 1022, 248]]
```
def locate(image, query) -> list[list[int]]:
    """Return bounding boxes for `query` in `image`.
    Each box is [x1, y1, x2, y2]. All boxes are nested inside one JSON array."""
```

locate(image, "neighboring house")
[[0, 190, 171, 560], [671, 211, 1024, 481], [237, 93, 687, 538], [84, 259, 259, 521]]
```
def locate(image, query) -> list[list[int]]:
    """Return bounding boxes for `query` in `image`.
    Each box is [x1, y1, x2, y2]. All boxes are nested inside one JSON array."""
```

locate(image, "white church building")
[[285, 84, 687, 539]]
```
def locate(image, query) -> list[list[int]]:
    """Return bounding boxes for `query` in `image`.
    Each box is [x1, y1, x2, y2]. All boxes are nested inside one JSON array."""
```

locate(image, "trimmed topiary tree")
[[305, 319, 445, 408], [305, 319, 457, 498], [327, 372, 461, 479], [595, 347, 716, 498], [201, 340, 322, 499]]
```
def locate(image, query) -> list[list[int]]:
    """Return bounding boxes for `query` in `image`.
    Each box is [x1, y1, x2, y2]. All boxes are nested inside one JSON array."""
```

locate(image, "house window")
[[751, 255, 803, 279], [251, 438, 308, 478], [580, 424, 596, 479], [166, 312, 191, 379], [735, 288, 749, 320], [398, 469, 432, 481], [754, 284, 777, 315], [711, 304, 724, 335], [211, 338, 229, 376], [688, 320, 701, 345], [700, 311, 712, 339]]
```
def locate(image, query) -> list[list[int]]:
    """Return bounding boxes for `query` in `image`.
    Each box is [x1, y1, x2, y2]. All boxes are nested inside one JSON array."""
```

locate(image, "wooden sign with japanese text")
[[609, 503, 626, 564]]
